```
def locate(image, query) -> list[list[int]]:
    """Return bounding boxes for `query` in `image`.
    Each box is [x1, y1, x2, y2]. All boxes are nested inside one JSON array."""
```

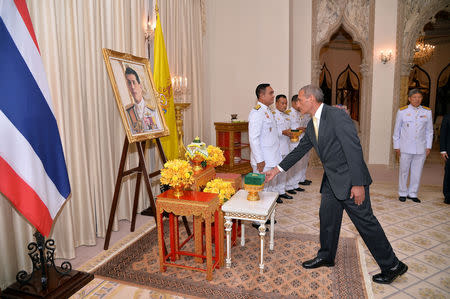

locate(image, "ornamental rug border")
[[93, 223, 369, 299]]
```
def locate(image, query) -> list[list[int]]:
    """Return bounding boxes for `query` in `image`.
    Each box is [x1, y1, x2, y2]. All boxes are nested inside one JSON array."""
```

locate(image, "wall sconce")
[[145, 20, 156, 42], [380, 50, 393, 64]]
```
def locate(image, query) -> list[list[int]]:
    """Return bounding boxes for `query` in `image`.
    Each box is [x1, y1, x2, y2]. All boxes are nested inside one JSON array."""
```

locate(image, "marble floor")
[[71, 153, 449, 299]]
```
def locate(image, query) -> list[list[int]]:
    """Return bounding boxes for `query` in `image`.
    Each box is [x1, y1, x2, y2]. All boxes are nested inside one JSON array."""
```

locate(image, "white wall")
[[290, 0, 312, 96], [204, 0, 290, 144], [369, 0, 398, 164]]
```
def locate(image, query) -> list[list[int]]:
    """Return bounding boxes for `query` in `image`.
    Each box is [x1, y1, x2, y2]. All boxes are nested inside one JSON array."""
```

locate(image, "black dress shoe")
[[399, 196, 406, 202], [407, 196, 421, 203], [372, 261, 408, 284], [276, 196, 283, 203], [294, 187, 305, 192], [302, 257, 335, 269], [279, 193, 293, 199], [265, 219, 277, 224], [299, 180, 312, 185], [286, 189, 296, 194], [445, 198, 450, 204]]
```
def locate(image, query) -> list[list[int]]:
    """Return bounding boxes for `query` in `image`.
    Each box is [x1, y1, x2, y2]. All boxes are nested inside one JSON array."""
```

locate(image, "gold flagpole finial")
[[155, 0, 159, 13]]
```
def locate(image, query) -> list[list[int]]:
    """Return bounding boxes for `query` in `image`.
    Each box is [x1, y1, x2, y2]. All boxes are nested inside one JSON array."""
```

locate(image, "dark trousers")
[[444, 158, 450, 202], [317, 177, 398, 272]]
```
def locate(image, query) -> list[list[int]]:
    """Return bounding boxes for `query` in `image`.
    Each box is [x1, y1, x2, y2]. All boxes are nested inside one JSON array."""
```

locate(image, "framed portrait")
[[102, 48, 169, 143]]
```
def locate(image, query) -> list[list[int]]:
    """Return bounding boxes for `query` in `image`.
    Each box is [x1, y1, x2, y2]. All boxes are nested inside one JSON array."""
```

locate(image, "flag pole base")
[[1, 232, 93, 298]]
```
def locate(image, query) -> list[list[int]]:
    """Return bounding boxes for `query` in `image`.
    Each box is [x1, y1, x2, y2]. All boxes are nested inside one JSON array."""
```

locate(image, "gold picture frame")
[[102, 48, 169, 143]]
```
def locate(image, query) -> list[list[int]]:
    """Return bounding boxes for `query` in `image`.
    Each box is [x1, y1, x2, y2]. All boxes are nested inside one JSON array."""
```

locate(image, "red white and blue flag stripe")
[[0, 0, 71, 237]]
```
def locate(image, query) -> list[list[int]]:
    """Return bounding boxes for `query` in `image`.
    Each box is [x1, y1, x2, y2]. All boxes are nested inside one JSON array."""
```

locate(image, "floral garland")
[[203, 178, 235, 204], [160, 159, 194, 188], [206, 145, 225, 167]]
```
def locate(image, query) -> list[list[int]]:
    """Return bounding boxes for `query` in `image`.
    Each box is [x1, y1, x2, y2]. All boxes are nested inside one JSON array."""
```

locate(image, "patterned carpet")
[[73, 160, 449, 299], [91, 222, 368, 299]]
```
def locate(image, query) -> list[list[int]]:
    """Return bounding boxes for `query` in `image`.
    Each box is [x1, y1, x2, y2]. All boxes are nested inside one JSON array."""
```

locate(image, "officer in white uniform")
[[273, 94, 294, 200], [393, 89, 433, 203], [249, 83, 283, 203], [285, 95, 306, 194]]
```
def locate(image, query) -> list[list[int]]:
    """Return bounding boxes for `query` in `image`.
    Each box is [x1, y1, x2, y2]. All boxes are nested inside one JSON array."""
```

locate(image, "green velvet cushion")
[[244, 173, 265, 185]]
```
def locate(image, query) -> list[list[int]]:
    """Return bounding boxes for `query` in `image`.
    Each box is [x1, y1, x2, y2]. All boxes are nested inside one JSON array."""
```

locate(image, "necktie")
[[312, 116, 319, 142]]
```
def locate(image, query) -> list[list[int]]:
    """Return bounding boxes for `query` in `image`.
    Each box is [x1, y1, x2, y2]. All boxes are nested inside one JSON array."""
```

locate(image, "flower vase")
[[191, 155, 204, 174], [172, 184, 184, 198]]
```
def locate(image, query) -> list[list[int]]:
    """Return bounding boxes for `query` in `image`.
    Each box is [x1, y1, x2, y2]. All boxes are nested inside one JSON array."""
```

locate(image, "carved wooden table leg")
[[205, 212, 213, 281], [194, 216, 202, 263]]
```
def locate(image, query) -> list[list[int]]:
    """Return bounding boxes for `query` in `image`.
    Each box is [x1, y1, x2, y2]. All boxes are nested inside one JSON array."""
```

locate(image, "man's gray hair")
[[299, 84, 324, 103], [408, 89, 422, 97]]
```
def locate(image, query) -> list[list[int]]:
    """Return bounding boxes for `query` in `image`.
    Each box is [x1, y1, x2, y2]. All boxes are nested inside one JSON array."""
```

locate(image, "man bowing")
[[264, 85, 407, 284]]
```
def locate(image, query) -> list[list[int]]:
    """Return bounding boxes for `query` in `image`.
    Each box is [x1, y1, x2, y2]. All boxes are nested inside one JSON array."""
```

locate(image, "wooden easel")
[[103, 137, 191, 250]]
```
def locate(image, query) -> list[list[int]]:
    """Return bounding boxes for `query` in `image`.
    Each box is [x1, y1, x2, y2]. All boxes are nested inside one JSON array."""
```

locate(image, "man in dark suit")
[[265, 85, 407, 284], [440, 113, 450, 204]]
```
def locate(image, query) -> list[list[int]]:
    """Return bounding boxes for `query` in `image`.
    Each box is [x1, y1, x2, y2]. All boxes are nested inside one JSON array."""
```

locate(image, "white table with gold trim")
[[221, 190, 277, 273]]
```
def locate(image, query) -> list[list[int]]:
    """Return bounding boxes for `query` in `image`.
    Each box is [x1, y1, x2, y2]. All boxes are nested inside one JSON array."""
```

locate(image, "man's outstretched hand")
[[263, 167, 280, 182]]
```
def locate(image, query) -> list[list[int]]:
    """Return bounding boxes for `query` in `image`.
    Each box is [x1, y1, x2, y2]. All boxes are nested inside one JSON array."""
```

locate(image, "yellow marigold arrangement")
[[203, 178, 235, 204], [206, 145, 225, 167], [160, 159, 194, 188]]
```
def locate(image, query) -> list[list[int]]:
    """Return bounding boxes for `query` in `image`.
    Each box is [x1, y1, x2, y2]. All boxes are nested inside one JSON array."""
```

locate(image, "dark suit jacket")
[[279, 104, 372, 200], [440, 114, 450, 153]]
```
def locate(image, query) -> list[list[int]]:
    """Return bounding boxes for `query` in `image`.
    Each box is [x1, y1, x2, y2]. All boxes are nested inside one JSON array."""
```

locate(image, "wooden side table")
[[221, 190, 278, 273], [156, 190, 224, 280]]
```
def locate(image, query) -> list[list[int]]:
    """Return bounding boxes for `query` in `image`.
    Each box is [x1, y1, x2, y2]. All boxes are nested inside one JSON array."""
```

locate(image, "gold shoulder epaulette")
[[125, 103, 135, 110], [285, 109, 291, 115], [422, 106, 431, 110], [254, 104, 261, 110], [399, 105, 408, 111], [272, 111, 276, 114]]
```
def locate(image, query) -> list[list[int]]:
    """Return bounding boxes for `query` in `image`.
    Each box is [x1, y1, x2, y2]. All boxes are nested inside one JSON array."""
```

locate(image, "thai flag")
[[0, 0, 71, 237]]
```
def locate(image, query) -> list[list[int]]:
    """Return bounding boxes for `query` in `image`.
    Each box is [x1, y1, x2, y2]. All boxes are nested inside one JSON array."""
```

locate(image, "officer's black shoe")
[[407, 196, 421, 203], [294, 187, 305, 192], [265, 219, 277, 224], [399, 196, 406, 202], [286, 189, 297, 195], [276, 196, 283, 203], [299, 180, 312, 185], [279, 193, 293, 199], [445, 197, 450, 204]]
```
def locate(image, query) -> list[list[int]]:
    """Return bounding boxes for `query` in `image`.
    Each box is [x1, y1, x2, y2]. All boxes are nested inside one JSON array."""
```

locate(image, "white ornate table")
[[221, 190, 278, 273]]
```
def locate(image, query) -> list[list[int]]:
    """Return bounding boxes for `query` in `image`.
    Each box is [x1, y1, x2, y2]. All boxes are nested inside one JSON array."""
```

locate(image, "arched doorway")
[[320, 63, 332, 105], [336, 65, 360, 121], [408, 65, 431, 107], [319, 26, 362, 124], [436, 63, 450, 120]]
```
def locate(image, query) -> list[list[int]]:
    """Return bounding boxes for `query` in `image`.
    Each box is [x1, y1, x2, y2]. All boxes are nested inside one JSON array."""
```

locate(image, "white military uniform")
[[273, 108, 292, 194], [249, 102, 282, 194], [297, 113, 312, 183], [286, 108, 304, 190], [393, 104, 433, 198]]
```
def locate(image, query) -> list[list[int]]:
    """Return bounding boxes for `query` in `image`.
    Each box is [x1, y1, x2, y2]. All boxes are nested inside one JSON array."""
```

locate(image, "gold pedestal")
[[244, 184, 264, 201], [174, 103, 191, 159]]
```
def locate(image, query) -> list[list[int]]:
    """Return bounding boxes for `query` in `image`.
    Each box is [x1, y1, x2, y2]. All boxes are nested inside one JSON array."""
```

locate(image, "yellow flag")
[[153, 7, 178, 160]]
